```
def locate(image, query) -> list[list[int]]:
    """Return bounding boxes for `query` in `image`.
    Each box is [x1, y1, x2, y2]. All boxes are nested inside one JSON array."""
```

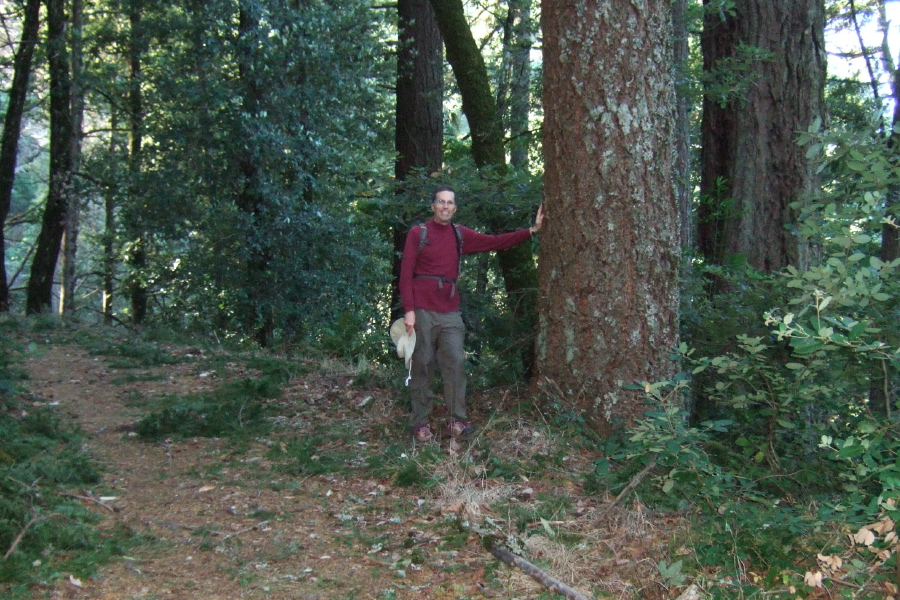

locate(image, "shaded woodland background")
[[1, 0, 900, 595]]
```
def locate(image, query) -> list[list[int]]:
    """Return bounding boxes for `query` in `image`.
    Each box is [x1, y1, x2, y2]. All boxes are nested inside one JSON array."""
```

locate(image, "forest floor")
[[12, 328, 685, 600]]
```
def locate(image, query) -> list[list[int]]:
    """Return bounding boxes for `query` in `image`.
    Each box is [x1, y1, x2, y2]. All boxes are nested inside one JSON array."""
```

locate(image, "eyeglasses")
[[434, 200, 456, 206]]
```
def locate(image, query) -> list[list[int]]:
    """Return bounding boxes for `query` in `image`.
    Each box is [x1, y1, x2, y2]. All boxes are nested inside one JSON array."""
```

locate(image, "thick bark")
[[0, 0, 41, 312], [60, 0, 85, 316], [27, 0, 73, 314], [391, 0, 444, 322], [429, 0, 540, 375], [538, 0, 680, 434], [697, 0, 826, 272]]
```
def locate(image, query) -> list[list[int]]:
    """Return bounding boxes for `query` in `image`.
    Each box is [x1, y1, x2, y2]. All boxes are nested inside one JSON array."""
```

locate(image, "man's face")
[[431, 190, 457, 225]]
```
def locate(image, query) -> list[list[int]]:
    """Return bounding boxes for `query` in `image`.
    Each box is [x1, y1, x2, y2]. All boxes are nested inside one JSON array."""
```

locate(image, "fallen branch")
[[4, 512, 73, 559], [489, 544, 589, 600], [221, 520, 269, 541], [58, 492, 116, 512], [4, 515, 42, 560], [594, 457, 658, 523]]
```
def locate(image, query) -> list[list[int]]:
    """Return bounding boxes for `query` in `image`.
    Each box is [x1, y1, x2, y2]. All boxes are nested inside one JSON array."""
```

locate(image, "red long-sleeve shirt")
[[399, 220, 532, 314]]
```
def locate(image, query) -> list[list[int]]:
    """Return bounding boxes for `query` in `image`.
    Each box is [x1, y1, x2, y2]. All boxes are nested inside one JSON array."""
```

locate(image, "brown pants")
[[409, 309, 467, 429]]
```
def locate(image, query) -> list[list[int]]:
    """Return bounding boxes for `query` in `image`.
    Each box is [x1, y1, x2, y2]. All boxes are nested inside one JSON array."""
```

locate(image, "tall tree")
[[235, 1, 275, 346], [498, 0, 534, 170], [27, 0, 74, 314], [102, 112, 119, 326], [391, 0, 444, 322], [697, 0, 827, 271], [0, 0, 41, 312], [673, 0, 694, 260], [429, 0, 505, 167], [429, 0, 540, 374], [59, 0, 85, 315], [538, 0, 680, 434], [125, 0, 148, 324], [877, 0, 898, 265], [866, 0, 899, 415]]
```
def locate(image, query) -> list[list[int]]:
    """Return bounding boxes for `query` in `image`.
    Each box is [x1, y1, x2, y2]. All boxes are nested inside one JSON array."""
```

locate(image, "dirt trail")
[[19, 340, 665, 600], [23, 343, 475, 600]]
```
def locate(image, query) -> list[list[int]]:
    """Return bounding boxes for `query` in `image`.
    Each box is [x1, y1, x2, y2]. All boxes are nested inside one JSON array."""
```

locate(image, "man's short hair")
[[432, 185, 455, 203]]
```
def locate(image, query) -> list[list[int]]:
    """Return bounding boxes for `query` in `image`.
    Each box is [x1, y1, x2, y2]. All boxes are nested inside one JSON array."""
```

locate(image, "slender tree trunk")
[[673, 0, 693, 261], [881, 1, 899, 266], [60, 0, 85, 316], [538, 0, 679, 434], [391, 0, 444, 323], [236, 3, 274, 346], [0, 0, 41, 312], [869, 0, 899, 416], [126, 0, 148, 324], [27, 0, 73, 315], [102, 113, 119, 326], [697, 0, 826, 272], [429, 0, 540, 376], [103, 197, 116, 323], [499, 0, 533, 170], [429, 0, 505, 168]]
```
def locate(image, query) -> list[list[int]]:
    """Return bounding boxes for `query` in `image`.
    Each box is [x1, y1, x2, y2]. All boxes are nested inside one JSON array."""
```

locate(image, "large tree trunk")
[[429, 0, 540, 375], [697, 0, 826, 272], [390, 0, 444, 323], [60, 0, 85, 316], [27, 0, 73, 315], [0, 0, 41, 313], [538, 0, 680, 435]]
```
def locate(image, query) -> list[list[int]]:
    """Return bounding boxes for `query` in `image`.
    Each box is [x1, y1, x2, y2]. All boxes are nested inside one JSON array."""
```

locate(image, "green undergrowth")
[[72, 328, 180, 368], [134, 377, 279, 440], [130, 349, 307, 441], [0, 334, 138, 597], [19, 317, 897, 598]]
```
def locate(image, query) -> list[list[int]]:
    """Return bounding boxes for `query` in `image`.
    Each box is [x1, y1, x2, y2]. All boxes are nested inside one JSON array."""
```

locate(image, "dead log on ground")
[[488, 543, 590, 600]]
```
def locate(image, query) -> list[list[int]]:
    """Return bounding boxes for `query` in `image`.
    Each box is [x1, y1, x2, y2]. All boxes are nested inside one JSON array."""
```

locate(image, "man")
[[399, 185, 545, 443]]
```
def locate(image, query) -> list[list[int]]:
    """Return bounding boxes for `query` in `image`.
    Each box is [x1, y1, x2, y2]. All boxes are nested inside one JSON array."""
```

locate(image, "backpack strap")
[[415, 222, 463, 271], [453, 224, 463, 272], [416, 222, 429, 255], [412, 222, 464, 298]]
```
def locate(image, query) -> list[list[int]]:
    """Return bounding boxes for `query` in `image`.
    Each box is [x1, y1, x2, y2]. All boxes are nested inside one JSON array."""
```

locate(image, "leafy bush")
[[609, 116, 900, 598]]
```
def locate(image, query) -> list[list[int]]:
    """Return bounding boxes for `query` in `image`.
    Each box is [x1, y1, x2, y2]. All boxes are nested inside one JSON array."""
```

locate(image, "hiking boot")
[[449, 420, 474, 440], [413, 423, 434, 443]]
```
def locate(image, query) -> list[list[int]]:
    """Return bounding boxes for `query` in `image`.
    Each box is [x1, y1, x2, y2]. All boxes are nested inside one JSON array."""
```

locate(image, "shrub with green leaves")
[[620, 118, 900, 597]]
